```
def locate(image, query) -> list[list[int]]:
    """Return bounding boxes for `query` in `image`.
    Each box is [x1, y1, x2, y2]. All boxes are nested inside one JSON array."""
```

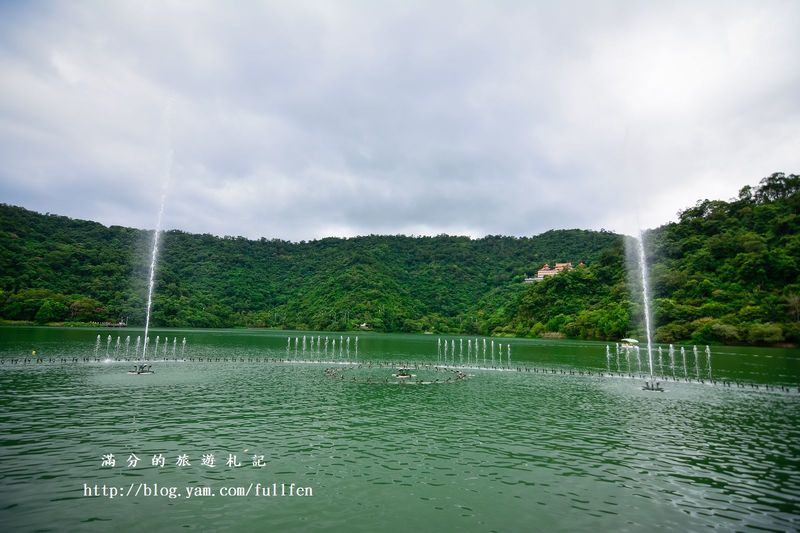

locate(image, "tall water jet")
[[706, 345, 712, 381], [636, 231, 655, 383], [142, 101, 174, 359], [94, 335, 101, 358], [142, 191, 167, 359]]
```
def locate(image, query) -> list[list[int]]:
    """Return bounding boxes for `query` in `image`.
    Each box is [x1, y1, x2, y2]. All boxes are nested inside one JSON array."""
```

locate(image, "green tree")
[[34, 299, 69, 324]]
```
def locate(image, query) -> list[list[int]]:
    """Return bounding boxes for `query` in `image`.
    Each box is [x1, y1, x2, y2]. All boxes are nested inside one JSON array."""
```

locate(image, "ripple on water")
[[0, 355, 798, 531]]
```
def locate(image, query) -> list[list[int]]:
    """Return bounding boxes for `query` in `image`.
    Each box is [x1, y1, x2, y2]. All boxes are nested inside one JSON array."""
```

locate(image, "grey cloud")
[[1, 1, 798, 241]]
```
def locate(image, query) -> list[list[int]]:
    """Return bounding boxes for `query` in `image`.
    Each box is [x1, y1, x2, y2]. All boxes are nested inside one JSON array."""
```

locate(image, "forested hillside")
[[509, 173, 799, 344], [647, 172, 800, 345], [1, 172, 797, 345], [0, 205, 617, 333]]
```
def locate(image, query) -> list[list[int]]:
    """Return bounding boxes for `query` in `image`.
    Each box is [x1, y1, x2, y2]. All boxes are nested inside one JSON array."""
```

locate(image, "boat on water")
[[128, 364, 154, 375], [620, 338, 639, 348]]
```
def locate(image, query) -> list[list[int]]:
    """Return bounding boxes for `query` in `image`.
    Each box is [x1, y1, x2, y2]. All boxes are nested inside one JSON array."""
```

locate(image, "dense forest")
[[0, 172, 797, 345], [0, 205, 618, 334], [647, 173, 800, 345]]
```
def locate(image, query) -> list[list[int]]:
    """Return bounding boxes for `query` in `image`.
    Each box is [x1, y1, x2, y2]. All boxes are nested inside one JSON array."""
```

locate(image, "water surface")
[[0, 327, 798, 531]]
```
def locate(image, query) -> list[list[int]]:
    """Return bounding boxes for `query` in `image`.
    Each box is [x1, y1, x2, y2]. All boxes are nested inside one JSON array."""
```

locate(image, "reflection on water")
[[0, 328, 798, 532]]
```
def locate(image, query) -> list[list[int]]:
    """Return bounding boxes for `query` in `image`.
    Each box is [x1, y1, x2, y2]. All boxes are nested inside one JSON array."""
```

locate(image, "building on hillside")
[[523, 262, 584, 283], [535, 262, 574, 280]]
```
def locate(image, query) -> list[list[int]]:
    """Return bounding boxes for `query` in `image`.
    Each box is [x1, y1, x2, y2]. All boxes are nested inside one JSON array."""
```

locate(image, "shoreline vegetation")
[[1, 173, 798, 347], [0, 324, 796, 351]]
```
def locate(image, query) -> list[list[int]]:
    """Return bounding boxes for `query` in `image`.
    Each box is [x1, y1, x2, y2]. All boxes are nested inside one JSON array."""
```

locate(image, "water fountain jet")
[[635, 231, 657, 389], [140, 101, 174, 365]]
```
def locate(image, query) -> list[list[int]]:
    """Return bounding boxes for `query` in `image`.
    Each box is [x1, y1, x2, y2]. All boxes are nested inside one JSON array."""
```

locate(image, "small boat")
[[128, 364, 154, 375], [620, 338, 639, 348]]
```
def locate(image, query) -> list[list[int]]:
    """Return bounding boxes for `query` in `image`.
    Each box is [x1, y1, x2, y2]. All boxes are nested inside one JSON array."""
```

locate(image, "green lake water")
[[0, 327, 798, 532]]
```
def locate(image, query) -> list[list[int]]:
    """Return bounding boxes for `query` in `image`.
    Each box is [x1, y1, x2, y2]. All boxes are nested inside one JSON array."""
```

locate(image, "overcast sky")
[[1, 1, 798, 240]]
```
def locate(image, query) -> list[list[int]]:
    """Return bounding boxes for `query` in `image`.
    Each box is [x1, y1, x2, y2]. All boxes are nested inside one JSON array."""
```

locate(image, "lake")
[[0, 327, 798, 531]]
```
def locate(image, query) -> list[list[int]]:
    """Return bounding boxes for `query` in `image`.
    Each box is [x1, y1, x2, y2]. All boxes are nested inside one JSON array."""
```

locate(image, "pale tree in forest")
[[786, 293, 800, 322]]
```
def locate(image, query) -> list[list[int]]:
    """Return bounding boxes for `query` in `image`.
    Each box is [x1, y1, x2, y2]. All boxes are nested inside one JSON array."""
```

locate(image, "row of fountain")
[[436, 337, 511, 367], [608, 343, 712, 381], [286, 335, 359, 360], [0, 332, 787, 392], [94, 334, 186, 360]]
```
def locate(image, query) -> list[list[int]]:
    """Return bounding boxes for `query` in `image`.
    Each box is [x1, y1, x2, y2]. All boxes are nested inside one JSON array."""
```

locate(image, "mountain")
[[647, 172, 800, 345], [0, 204, 619, 334], [1, 172, 797, 345]]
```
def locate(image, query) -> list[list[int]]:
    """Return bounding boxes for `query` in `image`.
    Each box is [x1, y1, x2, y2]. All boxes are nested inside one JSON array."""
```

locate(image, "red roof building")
[[536, 262, 574, 280]]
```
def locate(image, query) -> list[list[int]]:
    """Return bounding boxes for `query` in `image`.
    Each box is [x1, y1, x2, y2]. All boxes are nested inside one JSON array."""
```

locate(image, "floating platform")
[[642, 381, 664, 392]]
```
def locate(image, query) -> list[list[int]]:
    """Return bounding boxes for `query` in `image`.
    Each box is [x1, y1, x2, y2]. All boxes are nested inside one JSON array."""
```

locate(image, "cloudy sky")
[[1, 1, 798, 240]]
